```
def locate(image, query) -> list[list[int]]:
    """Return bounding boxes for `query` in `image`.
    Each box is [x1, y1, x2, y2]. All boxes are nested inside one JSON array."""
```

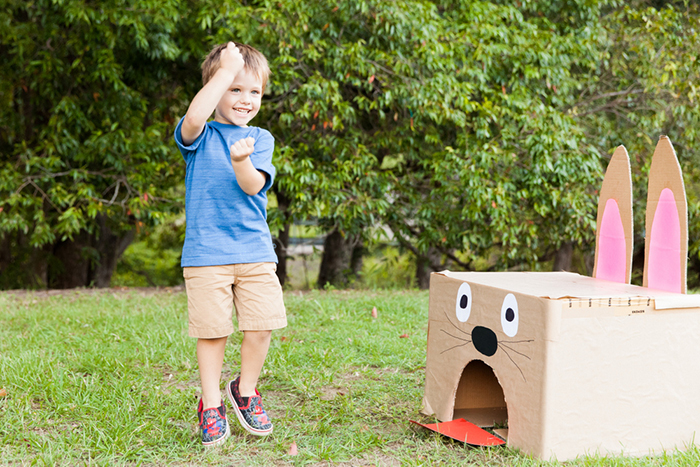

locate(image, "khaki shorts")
[[183, 262, 286, 338]]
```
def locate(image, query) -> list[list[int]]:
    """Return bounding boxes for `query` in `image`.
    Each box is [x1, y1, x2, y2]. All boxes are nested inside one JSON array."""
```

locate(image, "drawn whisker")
[[500, 345, 527, 382], [440, 342, 472, 354], [500, 339, 534, 344], [499, 343, 532, 360], [443, 311, 471, 335], [440, 328, 471, 343]]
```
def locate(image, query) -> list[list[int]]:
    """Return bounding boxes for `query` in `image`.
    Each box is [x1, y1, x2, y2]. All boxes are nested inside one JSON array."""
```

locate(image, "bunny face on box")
[[420, 137, 700, 460]]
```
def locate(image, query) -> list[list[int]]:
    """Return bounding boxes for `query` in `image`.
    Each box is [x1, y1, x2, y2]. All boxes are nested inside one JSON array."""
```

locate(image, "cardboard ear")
[[593, 146, 633, 284], [643, 136, 688, 293]]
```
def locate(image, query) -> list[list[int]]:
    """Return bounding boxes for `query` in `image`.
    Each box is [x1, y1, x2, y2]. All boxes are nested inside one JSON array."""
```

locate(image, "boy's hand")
[[219, 42, 245, 80], [230, 137, 255, 162]]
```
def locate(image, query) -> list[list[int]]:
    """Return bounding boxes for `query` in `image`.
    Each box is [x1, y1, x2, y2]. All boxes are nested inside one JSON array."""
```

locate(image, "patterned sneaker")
[[197, 399, 229, 447], [226, 377, 273, 436]]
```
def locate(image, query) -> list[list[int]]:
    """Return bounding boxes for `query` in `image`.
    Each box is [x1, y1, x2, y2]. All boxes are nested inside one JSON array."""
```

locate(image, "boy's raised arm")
[[230, 137, 267, 196], [180, 42, 244, 146]]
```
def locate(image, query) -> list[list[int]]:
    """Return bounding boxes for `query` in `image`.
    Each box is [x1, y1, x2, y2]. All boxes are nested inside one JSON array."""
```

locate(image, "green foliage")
[[360, 246, 417, 289], [201, 0, 611, 270], [0, 0, 188, 240], [5, 0, 700, 288], [112, 215, 185, 287], [0, 0, 202, 287], [571, 2, 700, 282]]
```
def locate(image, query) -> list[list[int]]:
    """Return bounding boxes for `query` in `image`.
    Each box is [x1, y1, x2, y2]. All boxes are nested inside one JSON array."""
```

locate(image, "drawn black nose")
[[472, 326, 498, 357]]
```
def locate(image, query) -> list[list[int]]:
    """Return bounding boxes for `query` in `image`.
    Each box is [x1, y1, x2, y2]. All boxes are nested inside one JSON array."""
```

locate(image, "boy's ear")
[[593, 145, 633, 284], [643, 136, 688, 293]]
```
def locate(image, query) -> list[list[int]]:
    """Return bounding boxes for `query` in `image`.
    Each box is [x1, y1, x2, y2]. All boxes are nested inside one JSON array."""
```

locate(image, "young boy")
[[174, 41, 286, 447]]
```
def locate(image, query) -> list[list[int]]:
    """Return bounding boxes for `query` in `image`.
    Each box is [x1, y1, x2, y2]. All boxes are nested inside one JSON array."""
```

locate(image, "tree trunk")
[[50, 231, 91, 288], [553, 241, 574, 272], [48, 217, 134, 289], [350, 242, 365, 277], [0, 232, 51, 289], [317, 228, 358, 289], [273, 190, 291, 286], [416, 247, 442, 290], [273, 225, 290, 287], [91, 215, 135, 287]]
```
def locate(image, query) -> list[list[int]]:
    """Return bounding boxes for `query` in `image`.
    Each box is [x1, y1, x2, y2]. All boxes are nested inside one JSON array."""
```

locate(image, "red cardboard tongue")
[[410, 419, 506, 447]]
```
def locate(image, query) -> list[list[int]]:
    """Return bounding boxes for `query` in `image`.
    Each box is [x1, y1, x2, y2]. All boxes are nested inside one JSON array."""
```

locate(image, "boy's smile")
[[215, 68, 263, 127]]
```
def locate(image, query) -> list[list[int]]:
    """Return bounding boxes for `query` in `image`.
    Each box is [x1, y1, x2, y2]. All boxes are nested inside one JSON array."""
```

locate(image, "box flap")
[[410, 419, 506, 446], [434, 271, 700, 309]]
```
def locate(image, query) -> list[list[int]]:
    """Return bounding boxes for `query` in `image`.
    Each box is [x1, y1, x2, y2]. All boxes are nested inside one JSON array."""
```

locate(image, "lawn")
[[0, 288, 698, 466]]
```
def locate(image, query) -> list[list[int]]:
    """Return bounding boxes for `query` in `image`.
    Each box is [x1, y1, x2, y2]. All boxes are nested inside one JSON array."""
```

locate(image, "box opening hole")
[[453, 359, 508, 431]]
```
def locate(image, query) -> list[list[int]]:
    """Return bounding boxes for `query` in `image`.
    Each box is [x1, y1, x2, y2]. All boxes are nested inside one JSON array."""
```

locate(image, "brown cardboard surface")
[[435, 271, 700, 308], [593, 145, 633, 283], [643, 136, 688, 292], [453, 408, 508, 428], [422, 271, 700, 460], [545, 310, 700, 460], [423, 272, 553, 457]]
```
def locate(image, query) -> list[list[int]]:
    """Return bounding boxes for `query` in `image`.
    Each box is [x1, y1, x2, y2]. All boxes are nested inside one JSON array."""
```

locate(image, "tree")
[[0, 0, 201, 288], [4, 0, 700, 291], [570, 1, 700, 284], [194, 0, 700, 288]]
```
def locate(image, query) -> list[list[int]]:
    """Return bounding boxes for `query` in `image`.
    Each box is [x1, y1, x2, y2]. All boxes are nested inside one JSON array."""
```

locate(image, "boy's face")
[[214, 67, 263, 127]]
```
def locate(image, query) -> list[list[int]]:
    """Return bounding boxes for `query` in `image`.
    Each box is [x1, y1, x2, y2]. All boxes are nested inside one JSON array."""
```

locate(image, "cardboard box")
[[420, 137, 699, 460], [422, 271, 700, 460]]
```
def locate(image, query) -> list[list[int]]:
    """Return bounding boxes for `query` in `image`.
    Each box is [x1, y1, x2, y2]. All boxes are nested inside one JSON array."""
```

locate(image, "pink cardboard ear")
[[593, 146, 633, 284], [643, 136, 688, 293], [596, 199, 627, 283]]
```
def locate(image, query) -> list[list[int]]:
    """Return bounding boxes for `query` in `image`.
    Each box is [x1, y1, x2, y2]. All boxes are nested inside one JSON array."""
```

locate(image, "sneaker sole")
[[226, 384, 273, 437]]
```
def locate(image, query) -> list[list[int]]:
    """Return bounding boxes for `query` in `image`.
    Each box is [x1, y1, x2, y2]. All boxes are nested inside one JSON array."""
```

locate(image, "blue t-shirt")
[[174, 118, 278, 267]]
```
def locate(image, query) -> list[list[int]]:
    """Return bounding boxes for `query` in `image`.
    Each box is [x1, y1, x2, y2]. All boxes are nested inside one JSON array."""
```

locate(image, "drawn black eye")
[[501, 293, 519, 337], [455, 282, 472, 322]]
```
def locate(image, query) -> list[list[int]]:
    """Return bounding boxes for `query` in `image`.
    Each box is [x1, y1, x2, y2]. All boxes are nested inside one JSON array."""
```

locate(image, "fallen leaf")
[[0, 388, 6, 397], [399, 334, 409, 338], [368, 75, 375, 83], [288, 441, 298, 456], [280, 336, 288, 342], [371, 307, 378, 318]]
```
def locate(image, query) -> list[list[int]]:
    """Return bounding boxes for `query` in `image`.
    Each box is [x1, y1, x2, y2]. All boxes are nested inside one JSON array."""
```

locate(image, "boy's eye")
[[230, 88, 240, 93]]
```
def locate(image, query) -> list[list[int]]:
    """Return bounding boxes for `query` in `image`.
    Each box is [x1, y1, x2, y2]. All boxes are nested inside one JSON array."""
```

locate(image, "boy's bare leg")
[[238, 330, 272, 397], [197, 337, 228, 408]]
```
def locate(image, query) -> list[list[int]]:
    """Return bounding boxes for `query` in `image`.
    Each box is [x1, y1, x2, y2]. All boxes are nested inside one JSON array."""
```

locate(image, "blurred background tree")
[[2, 0, 700, 290], [0, 0, 203, 288]]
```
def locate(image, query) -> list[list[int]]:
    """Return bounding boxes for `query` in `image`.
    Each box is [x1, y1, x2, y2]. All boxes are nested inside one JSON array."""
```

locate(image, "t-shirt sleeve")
[[174, 117, 208, 161], [249, 129, 276, 193]]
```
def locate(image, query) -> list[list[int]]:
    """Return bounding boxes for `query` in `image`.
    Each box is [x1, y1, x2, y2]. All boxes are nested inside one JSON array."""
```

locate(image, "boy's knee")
[[244, 329, 272, 343]]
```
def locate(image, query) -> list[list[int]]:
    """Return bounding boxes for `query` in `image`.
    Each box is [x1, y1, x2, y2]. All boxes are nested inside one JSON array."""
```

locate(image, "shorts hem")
[[189, 326, 235, 339], [238, 318, 287, 332]]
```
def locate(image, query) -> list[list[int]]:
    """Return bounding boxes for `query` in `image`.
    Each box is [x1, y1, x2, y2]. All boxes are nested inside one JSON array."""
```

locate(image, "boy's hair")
[[201, 42, 270, 91]]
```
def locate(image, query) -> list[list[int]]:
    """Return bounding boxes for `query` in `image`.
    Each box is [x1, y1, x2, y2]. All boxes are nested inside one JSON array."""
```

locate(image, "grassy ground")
[[0, 288, 698, 466]]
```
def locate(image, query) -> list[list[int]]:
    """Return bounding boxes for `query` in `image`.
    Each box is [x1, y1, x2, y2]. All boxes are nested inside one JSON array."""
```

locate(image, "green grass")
[[1, 289, 698, 466]]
